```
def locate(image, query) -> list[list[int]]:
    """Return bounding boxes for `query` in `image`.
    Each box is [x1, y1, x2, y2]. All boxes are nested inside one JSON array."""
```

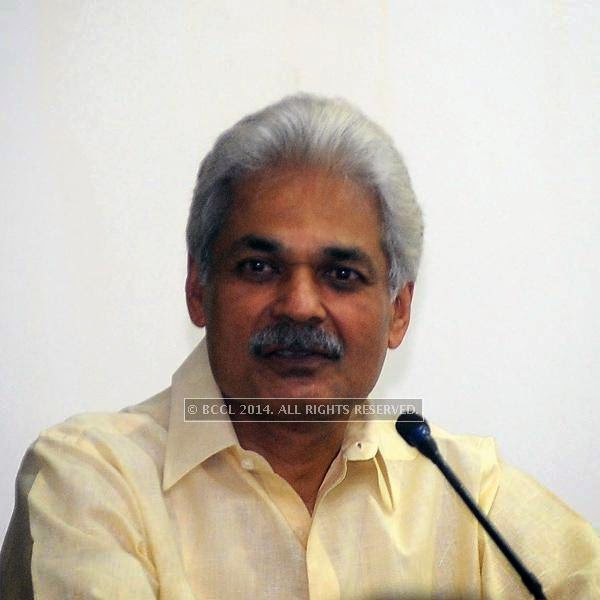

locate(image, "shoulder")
[[378, 417, 498, 462], [378, 419, 500, 504], [429, 423, 498, 469], [380, 420, 600, 594], [40, 386, 170, 442], [423, 424, 600, 596], [2, 391, 180, 599], [479, 449, 600, 596], [429, 424, 501, 505], [22, 388, 173, 491]]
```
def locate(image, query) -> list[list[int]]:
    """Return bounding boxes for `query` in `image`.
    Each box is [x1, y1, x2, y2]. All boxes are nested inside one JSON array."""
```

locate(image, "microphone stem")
[[430, 449, 546, 600]]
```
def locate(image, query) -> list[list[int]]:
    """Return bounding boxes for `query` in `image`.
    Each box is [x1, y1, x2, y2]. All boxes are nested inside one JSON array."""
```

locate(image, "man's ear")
[[388, 281, 414, 349], [186, 254, 208, 328]]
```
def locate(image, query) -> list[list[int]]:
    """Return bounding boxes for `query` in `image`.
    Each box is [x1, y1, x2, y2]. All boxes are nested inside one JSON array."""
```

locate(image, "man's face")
[[186, 165, 413, 401]]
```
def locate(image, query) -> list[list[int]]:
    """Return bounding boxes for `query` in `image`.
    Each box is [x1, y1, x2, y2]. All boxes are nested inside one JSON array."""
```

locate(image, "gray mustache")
[[250, 322, 344, 360]]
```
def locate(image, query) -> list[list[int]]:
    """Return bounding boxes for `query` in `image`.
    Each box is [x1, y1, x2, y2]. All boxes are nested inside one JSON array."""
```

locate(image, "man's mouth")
[[260, 345, 336, 360], [258, 346, 337, 378]]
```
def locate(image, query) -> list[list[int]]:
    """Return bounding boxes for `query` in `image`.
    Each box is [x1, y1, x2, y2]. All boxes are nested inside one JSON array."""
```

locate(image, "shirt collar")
[[163, 338, 238, 490], [340, 411, 417, 511], [340, 411, 417, 461], [163, 338, 417, 491]]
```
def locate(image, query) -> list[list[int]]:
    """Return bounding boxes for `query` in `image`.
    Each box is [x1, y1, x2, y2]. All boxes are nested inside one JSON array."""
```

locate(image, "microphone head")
[[395, 413, 432, 449]]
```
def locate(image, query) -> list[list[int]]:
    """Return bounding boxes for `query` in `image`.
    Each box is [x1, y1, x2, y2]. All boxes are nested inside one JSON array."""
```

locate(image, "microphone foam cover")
[[395, 413, 431, 448]]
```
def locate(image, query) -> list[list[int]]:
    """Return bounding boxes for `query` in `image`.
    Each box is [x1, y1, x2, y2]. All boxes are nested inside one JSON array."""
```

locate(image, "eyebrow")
[[323, 246, 369, 263], [229, 235, 282, 254]]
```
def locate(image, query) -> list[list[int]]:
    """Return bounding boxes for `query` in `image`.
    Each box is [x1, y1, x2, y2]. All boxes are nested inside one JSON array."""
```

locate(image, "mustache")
[[249, 322, 344, 360]]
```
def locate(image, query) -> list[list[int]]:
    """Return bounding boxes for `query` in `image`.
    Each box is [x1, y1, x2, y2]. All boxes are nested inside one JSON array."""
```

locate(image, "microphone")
[[395, 414, 547, 600]]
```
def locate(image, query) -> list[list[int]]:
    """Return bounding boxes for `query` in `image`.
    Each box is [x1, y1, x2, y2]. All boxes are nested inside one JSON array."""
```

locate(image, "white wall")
[[1, 1, 598, 542]]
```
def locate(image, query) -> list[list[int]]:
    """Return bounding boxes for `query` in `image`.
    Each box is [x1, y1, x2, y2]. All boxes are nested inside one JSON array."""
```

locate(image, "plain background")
[[1, 1, 599, 543]]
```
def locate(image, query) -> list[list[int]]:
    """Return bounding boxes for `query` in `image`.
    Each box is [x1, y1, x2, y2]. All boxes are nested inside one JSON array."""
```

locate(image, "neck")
[[228, 412, 348, 514]]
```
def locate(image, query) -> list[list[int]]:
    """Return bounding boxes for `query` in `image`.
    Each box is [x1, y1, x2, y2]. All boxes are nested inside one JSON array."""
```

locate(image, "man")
[[1, 94, 598, 599]]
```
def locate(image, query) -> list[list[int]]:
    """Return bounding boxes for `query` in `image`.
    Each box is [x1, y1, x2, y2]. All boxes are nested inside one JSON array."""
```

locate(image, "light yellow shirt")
[[1, 340, 599, 599]]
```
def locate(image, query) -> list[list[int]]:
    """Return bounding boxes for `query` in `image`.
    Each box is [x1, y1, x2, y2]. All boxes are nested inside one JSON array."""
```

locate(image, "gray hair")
[[186, 93, 423, 295]]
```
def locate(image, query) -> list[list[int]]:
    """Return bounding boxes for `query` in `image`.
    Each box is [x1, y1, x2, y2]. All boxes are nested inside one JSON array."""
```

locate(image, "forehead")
[[222, 165, 385, 254]]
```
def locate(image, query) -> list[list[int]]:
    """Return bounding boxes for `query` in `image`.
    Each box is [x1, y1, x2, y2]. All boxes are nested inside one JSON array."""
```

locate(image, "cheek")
[[208, 283, 270, 338], [334, 299, 393, 354]]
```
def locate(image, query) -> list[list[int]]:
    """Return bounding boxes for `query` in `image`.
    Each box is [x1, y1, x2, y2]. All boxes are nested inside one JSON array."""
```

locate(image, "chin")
[[252, 376, 342, 400]]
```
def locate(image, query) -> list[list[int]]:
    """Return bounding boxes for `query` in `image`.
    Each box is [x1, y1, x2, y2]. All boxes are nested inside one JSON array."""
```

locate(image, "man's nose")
[[271, 267, 326, 323]]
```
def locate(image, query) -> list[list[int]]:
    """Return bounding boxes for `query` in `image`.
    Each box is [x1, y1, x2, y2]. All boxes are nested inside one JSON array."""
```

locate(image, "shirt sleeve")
[[478, 441, 600, 599], [0, 448, 37, 599], [1, 423, 161, 599]]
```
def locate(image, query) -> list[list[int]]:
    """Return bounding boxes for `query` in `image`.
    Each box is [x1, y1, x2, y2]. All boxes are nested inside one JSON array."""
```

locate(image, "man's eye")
[[325, 266, 364, 287], [237, 259, 277, 280]]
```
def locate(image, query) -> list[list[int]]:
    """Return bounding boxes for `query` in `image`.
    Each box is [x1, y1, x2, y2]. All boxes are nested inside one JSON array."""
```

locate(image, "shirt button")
[[241, 458, 254, 470]]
